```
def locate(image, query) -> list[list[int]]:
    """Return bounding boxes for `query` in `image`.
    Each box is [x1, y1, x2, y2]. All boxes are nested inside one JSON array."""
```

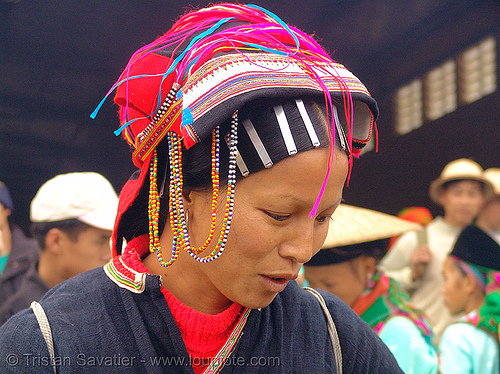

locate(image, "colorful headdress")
[[92, 4, 379, 262]]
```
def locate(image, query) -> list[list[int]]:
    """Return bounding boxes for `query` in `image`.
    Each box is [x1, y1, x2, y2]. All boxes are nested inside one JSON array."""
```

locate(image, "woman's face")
[[441, 257, 468, 315], [165, 147, 348, 312], [303, 257, 367, 307]]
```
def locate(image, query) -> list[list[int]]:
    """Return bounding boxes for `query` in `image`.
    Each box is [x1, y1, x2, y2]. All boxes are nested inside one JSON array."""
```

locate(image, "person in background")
[[304, 204, 438, 374], [0, 181, 40, 301], [0, 172, 118, 325], [475, 168, 500, 244], [439, 225, 500, 374], [0, 4, 403, 373], [380, 158, 493, 341]]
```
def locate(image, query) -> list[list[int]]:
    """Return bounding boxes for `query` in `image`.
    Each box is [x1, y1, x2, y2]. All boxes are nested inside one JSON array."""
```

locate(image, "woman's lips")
[[260, 275, 291, 292]]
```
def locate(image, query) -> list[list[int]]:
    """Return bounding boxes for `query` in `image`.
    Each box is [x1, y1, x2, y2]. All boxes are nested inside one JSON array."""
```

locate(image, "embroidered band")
[[202, 308, 251, 374], [274, 105, 297, 156], [296, 99, 320, 147], [451, 255, 487, 293], [242, 119, 273, 168], [103, 258, 147, 294]]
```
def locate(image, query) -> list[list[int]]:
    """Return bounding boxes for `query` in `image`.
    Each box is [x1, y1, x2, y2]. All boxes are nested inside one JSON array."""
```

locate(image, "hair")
[[305, 238, 390, 266], [441, 179, 487, 194], [332, 238, 390, 264], [30, 219, 92, 249], [122, 96, 341, 242], [182, 97, 334, 191]]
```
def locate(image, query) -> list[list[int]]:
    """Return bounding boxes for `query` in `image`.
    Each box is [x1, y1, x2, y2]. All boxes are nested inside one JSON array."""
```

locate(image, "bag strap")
[[31, 301, 57, 374], [304, 287, 342, 374]]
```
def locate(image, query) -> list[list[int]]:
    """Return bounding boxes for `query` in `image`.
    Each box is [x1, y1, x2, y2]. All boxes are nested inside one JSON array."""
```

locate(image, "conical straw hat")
[[322, 204, 423, 248]]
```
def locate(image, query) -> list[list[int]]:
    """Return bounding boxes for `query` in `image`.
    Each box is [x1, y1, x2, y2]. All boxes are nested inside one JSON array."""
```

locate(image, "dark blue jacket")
[[0, 260, 49, 325], [0, 267, 402, 373], [0, 224, 40, 305]]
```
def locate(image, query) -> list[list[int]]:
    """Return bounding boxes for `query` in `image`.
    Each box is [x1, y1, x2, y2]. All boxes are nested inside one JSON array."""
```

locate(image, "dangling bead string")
[[148, 148, 180, 267], [185, 112, 238, 263], [165, 132, 185, 266], [168, 112, 238, 263], [175, 126, 221, 255], [148, 150, 160, 253]]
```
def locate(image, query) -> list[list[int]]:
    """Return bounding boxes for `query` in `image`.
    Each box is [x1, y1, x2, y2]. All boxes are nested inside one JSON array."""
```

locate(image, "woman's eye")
[[316, 215, 333, 223], [266, 212, 290, 221]]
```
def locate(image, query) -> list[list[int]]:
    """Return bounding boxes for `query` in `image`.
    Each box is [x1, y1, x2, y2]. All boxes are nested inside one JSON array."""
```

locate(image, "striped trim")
[[242, 119, 273, 168], [295, 99, 320, 147], [273, 105, 297, 155], [202, 308, 251, 374], [451, 255, 487, 293], [103, 257, 147, 293]]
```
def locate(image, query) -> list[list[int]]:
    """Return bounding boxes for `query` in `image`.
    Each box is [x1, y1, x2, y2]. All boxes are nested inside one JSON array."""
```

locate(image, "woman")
[[304, 205, 438, 374], [439, 225, 500, 373], [0, 4, 402, 373]]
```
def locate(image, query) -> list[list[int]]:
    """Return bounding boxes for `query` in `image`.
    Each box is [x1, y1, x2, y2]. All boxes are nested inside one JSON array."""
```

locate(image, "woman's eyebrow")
[[274, 195, 343, 208]]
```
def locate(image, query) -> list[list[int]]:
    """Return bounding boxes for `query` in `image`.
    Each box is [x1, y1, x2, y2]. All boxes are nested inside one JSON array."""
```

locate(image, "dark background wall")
[[1, 0, 499, 233]]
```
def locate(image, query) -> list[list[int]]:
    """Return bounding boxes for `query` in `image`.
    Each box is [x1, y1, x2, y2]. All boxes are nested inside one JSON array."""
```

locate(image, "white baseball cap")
[[30, 172, 119, 231]]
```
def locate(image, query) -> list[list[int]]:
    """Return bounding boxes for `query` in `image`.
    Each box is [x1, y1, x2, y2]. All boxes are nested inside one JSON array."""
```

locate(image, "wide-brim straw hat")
[[429, 158, 494, 204], [322, 204, 422, 248], [484, 168, 500, 197]]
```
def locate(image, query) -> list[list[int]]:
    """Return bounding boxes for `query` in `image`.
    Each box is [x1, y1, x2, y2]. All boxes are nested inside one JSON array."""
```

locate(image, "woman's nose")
[[278, 224, 315, 264]]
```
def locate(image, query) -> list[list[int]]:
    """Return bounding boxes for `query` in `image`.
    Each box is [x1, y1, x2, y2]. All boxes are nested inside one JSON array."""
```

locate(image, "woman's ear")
[[182, 186, 193, 204], [463, 273, 479, 294], [362, 256, 377, 278], [179, 188, 214, 248]]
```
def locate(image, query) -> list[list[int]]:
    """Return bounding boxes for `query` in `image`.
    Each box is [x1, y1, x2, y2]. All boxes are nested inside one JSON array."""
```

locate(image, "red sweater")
[[120, 236, 243, 374]]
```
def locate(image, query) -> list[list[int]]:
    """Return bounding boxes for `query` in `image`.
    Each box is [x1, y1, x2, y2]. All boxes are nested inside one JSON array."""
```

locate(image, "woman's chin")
[[239, 294, 280, 310]]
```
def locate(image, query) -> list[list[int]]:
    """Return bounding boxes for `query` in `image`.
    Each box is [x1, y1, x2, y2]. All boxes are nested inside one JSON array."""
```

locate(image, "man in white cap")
[[0, 172, 118, 325], [476, 168, 500, 244], [380, 158, 493, 341]]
